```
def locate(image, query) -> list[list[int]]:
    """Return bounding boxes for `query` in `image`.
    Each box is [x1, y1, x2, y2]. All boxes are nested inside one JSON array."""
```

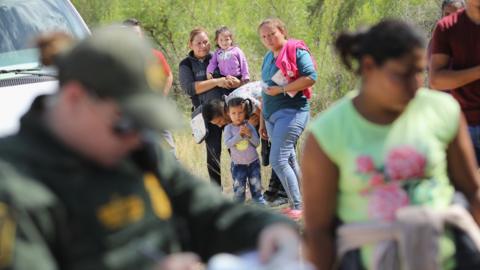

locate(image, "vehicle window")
[[0, 0, 89, 69]]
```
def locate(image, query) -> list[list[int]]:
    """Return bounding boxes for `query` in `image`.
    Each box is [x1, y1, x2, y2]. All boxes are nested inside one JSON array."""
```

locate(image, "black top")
[[179, 51, 232, 108]]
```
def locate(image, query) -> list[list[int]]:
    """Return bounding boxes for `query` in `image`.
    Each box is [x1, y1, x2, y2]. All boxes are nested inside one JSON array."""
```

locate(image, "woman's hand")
[[264, 86, 283, 96], [214, 77, 230, 88]]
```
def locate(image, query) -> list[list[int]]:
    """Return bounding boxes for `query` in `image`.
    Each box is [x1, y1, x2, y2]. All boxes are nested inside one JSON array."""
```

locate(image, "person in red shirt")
[[430, 0, 480, 165], [123, 18, 177, 157], [426, 0, 464, 92], [123, 18, 173, 96]]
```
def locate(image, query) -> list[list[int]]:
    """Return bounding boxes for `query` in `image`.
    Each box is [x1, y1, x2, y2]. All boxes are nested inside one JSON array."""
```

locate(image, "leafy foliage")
[[72, 0, 441, 114]]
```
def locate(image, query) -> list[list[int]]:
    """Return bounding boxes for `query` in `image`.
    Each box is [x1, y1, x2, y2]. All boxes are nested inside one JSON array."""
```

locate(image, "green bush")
[[72, 0, 441, 115]]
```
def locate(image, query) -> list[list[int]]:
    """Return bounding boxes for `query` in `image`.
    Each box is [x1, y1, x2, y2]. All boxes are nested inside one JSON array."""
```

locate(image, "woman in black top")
[[179, 27, 241, 186]]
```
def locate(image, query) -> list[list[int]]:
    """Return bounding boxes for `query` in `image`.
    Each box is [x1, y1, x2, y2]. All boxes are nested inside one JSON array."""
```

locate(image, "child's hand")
[[207, 73, 213, 80], [241, 125, 251, 138], [239, 126, 246, 137]]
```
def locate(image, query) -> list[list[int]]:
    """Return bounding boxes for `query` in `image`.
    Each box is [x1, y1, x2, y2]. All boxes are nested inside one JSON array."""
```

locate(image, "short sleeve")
[[296, 49, 317, 81], [430, 23, 451, 56], [435, 93, 461, 143], [416, 89, 461, 144], [307, 98, 350, 164]]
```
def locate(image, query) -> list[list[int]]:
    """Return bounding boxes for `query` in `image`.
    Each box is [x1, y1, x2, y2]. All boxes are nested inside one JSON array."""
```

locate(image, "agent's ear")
[[60, 81, 90, 107]]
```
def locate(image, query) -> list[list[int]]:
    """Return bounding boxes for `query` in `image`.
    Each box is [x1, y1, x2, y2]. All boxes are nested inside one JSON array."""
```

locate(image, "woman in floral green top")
[[302, 20, 480, 269]]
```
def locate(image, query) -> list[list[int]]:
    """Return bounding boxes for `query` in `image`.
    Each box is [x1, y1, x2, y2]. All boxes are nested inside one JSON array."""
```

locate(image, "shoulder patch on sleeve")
[[0, 202, 15, 268]]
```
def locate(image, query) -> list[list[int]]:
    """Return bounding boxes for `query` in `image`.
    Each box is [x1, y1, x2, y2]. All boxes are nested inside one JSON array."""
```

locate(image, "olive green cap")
[[56, 26, 182, 131]]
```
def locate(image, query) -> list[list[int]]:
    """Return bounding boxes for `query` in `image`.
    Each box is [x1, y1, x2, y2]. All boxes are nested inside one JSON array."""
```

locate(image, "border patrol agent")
[[0, 27, 297, 270]]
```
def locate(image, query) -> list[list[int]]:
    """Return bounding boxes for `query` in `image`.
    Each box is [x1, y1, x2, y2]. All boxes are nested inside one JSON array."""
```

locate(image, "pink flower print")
[[385, 146, 426, 181], [356, 155, 376, 173], [368, 183, 409, 221], [369, 173, 385, 187], [360, 173, 385, 196]]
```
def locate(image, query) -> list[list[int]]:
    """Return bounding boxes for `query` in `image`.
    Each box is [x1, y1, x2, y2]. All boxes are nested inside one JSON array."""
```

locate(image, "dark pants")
[[205, 122, 222, 186]]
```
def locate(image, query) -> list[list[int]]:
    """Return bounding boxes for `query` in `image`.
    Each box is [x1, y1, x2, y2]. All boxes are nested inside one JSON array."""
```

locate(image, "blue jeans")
[[468, 125, 480, 166], [265, 108, 309, 210], [231, 159, 266, 205]]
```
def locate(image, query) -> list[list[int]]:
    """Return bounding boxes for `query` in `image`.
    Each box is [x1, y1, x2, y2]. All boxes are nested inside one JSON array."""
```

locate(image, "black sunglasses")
[[112, 114, 142, 136]]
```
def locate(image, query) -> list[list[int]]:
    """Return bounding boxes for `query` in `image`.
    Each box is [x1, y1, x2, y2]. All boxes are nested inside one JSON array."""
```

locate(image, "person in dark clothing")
[[179, 27, 241, 186], [0, 26, 300, 270], [430, 0, 480, 165]]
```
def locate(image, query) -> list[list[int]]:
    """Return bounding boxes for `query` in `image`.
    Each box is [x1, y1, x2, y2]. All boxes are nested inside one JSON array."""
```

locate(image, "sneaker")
[[283, 209, 303, 220], [268, 197, 289, 207]]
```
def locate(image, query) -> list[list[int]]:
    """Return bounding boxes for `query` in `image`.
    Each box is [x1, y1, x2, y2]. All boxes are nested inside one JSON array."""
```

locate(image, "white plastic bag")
[[190, 105, 208, 144]]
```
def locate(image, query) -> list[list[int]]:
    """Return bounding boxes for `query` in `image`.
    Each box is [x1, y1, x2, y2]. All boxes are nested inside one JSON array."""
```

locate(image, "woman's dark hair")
[[214, 26, 234, 48], [334, 19, 425, 74], [202, 99, 226, 122]]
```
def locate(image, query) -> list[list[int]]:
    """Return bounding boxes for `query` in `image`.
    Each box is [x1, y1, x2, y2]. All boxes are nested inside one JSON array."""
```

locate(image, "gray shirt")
[[223, 122, 259, 165]]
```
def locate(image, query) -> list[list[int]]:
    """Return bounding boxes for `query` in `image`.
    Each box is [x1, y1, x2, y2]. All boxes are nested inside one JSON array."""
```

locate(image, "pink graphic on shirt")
[[368, 183, 409, 221], [356, 155, 376, 173], [369, 173, 385, 187], [385, 146, 426, 181], [356, 146, 427, 221]]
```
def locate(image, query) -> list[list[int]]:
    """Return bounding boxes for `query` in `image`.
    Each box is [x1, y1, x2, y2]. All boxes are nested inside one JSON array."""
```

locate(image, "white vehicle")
[[0, 0, 89, 137]]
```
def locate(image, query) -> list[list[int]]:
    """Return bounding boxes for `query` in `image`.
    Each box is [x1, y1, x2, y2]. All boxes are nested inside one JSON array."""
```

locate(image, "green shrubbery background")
[[72, 0, 441, 113], [71, 0, 443, 184]]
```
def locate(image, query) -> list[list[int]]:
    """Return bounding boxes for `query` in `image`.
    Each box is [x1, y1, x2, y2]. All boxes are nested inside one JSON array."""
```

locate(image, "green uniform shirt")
[[0, 96, 293, 270]]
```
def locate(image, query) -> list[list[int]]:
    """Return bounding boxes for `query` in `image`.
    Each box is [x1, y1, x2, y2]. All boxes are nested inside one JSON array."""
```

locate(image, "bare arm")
[[162, 72, 173, 96], [265, 76, 316, 96], [301, 133, 339, 269], [178, 62, 230, 96], [194, 78, 226, 94], [284, 76, 315, 92], [259, 113, 268, 140], [429, 54, 480, 90], [447, 115, 480, 224]]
